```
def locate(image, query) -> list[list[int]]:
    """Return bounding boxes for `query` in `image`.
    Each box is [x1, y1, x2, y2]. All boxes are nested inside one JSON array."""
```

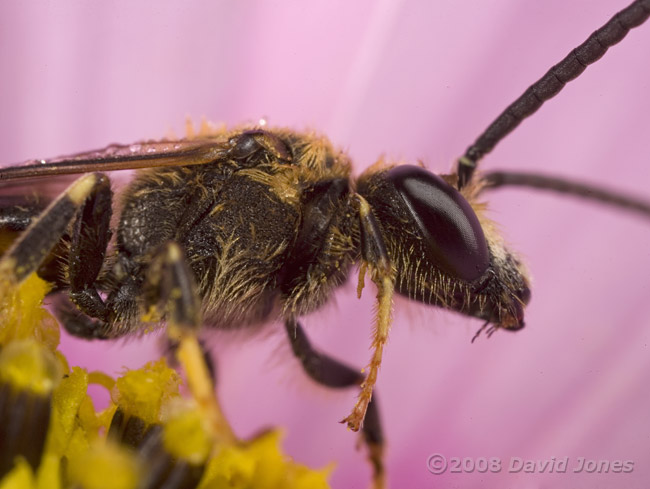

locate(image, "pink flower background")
[[2, 1, 650, 488]]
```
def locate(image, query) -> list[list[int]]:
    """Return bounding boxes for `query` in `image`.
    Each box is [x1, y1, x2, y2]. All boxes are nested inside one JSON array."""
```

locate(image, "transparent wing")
[[0, 139, 230, 182]]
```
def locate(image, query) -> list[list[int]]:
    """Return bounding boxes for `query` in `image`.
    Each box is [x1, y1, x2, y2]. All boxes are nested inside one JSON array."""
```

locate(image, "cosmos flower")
[[1, 1, 649, 488], [0, 274, 332, 489]]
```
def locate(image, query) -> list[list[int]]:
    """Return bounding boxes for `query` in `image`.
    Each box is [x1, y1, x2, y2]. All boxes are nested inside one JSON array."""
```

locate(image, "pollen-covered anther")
[[0, 340, 62, 478], [66, 441, 140, 489], [107, 359, 182, 448]]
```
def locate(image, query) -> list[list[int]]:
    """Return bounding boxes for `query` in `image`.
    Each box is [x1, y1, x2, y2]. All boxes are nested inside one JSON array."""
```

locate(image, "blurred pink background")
[[2, 1, 650, 488]]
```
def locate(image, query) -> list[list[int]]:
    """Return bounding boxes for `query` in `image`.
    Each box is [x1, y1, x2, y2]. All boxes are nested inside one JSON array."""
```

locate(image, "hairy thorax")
[[113, 127, 359, 331]]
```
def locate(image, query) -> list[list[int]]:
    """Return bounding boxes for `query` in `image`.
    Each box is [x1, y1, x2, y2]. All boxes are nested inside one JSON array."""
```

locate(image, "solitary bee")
[[1, 1, 649, 488]]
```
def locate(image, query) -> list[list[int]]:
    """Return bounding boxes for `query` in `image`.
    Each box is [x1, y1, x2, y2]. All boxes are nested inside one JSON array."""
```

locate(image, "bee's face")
[[358, 164, 531, 330], [1, 1, 649, 488]]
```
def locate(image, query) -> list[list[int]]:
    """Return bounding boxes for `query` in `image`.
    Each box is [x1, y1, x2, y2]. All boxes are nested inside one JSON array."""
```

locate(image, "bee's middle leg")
[[141, 241, 201, 331], [142, 240, 215, 379], [284, 318, 385, 488], [141, 241, 235, 442]]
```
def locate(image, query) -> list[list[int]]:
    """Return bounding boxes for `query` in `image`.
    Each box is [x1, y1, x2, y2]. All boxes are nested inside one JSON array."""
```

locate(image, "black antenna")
[[457, 0, 650, 189], [480, 170, 650, 219]]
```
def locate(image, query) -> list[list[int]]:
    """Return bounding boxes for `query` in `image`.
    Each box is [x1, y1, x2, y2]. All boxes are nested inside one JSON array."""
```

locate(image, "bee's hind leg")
[[65, 173, 113, 322], [0, 173, 110, 287], [0, 173, 118, 340], [285, 318, 385, 489]]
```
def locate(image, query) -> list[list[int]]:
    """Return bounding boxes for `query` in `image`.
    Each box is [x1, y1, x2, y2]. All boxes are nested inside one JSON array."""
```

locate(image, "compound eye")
[[387, 165, 489, 282]]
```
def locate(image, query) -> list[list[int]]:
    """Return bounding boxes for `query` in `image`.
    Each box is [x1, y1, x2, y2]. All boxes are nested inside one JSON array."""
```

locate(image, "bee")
[[1, 1, 649, 488]]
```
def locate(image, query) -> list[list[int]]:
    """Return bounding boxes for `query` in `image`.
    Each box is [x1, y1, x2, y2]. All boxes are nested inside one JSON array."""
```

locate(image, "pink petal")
[[1, 1, 649, 487]]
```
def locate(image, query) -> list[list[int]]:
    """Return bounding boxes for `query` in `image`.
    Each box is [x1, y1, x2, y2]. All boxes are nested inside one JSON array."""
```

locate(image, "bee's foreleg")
[[343, 196, 395, 438], [285, 318, 385, 489]]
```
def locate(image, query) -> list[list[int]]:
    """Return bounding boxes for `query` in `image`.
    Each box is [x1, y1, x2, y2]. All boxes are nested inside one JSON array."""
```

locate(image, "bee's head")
[[357, 164, 530, 331]]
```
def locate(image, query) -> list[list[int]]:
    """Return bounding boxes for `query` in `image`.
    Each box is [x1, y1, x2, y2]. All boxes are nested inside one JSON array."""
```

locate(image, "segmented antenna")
[[457, 0, 650, 189], [481, 170, 650, 219]]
